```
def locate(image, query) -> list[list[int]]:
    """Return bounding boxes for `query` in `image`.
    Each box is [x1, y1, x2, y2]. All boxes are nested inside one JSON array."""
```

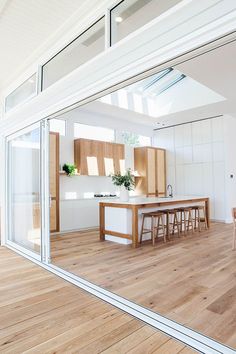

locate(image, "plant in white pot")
[[111, 169, 135, 202]]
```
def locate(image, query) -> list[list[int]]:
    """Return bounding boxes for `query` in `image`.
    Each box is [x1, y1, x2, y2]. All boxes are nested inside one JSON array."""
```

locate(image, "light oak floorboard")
[[0, 247, 196, 354], [51, 222, 236, 349]]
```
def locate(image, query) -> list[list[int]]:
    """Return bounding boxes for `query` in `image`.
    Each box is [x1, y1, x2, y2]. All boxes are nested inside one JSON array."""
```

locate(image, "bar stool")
[[177, 207, 194, 235], [165, 209, 180, 238], [140, 211, 166, 245], [192, 205, 208, 231], [159, 209, 171, 240]]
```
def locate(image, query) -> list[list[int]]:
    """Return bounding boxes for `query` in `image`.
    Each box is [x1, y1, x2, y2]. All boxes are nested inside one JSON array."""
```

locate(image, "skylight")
[[129, 67, 186, 97], [98, 67, 225, 119]]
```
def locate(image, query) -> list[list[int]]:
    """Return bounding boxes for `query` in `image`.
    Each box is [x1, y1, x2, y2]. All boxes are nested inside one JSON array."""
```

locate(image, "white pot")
[[120, 186, 129, 202]]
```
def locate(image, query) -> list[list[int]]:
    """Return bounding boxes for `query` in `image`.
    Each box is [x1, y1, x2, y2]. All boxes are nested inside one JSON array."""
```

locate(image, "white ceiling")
[[0, 0, 87, 93], [80, 40, 236, 128]]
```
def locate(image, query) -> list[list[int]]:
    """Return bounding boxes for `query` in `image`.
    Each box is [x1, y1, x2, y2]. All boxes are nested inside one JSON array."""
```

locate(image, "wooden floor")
[[0, 247, 196, 354], [51, 222, 236, 349]]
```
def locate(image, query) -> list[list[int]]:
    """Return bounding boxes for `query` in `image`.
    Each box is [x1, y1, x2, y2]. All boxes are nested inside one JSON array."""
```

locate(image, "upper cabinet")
[[134, 146, 166, 197], [74, 138, 125, 176]]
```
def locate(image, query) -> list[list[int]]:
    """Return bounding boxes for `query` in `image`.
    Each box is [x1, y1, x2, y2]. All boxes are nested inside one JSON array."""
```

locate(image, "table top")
[[100, 195, 209, 206]]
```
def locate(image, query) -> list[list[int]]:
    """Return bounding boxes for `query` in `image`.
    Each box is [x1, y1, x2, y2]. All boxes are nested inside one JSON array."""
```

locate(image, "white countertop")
[[100, 195, 209, 205]]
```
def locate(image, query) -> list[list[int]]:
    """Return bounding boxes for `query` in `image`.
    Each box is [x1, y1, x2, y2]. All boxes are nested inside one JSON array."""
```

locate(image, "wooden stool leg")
[[187, 211, 190, 231], [198, 209, 201, 232], [140, 215, 145, 243], [156, 216, 160, 245], [194, 209, 197, 230], [172, 213, 176, 235], [176, 212, 180, 237], [203, 207, 208, 230], [161, 215, 166, 242], [184, 211, 187, 236], [179, 211, 183, 233], [151, 216, 155, 246], [171, 214, 175, 235], [189, 210, 194, 234], [166, 212, 170, 240]]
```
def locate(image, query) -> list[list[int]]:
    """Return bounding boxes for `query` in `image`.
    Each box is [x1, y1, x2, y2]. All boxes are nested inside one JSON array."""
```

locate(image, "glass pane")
[[48, 39, 236, 351], [121, 131, 151, 146], [111, 0, 182, 45], [42, 17, 105, 89], [8, 127, 41, 255], [74, 123, 115, 142], [5, 74, 37, 112]]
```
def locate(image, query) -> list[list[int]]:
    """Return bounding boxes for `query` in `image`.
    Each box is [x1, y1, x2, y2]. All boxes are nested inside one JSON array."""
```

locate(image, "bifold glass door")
[[7, 123, 42, 259]]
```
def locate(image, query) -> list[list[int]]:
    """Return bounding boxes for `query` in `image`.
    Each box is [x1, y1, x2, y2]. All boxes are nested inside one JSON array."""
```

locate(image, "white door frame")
[[5, 122, 42, 262]]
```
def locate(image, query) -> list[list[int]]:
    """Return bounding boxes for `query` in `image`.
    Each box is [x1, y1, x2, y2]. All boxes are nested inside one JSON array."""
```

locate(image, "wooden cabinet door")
[[134, 147, 147, 195], [50, 132, 60, 232], [147, 148, 156, 196], [75, 139, 105, 176], [103, 141, 114, 176], [75, 139, 124, 176], [156, 149, 166, 196], [113, 143, 125, 174]]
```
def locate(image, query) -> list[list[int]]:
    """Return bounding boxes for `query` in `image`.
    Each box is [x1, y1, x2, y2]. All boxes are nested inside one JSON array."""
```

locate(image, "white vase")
[[120, 186, 129, 202]]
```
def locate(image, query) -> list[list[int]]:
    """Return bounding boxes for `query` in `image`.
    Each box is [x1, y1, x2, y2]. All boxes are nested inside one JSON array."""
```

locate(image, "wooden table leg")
[[205, 198, 210, 228], [99, 203, 105, 241], [132, 206, 139, 248]]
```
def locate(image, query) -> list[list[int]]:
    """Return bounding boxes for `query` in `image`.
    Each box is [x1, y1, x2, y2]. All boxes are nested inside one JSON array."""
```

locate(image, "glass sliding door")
[[7, 124, 41, 259]]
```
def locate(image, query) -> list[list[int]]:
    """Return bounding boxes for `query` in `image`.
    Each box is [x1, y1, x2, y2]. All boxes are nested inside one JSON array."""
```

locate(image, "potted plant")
[[62, 163, 77, 177], [111, 169, 135, 202]]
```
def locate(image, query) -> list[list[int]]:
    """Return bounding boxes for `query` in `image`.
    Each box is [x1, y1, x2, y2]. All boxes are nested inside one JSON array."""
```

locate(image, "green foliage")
[[63, 163, 76, 177], [122, 132, 140, 146], [111, 169, 135, 191]]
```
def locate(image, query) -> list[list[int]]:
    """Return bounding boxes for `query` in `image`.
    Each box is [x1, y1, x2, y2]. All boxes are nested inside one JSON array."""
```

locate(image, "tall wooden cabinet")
[[134, 147, 166, 197]]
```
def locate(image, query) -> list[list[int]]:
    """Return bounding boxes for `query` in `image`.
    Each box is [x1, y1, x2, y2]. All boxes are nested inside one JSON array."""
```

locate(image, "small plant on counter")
[[111, 169, 135, 191], [62, 163, 76, 177]]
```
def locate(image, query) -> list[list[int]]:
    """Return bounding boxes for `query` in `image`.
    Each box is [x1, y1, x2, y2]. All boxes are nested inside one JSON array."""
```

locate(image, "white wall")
[[55, 107, 153, 232], [223, 115, 236, 222], [153, 115, 236, 222]]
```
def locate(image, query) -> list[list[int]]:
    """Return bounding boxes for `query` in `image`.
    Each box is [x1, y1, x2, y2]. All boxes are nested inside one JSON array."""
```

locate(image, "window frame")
[[109, 0, 124, 46], [41, 16, 106, 90], [5, 73, 38, 113]]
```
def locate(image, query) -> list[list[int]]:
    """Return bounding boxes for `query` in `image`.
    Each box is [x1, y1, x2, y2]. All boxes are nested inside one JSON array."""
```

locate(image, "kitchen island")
[[99, 196, 210, 248]]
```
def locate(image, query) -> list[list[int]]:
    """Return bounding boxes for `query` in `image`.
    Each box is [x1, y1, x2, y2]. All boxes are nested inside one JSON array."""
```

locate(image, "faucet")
[[167, 184, 173, 198]]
